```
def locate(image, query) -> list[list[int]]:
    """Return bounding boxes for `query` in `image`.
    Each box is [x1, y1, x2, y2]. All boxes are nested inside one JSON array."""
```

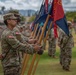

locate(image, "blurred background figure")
[[72, 19, 76, 34], [58, 21, 74, 71], [48, 28, 56, 58]]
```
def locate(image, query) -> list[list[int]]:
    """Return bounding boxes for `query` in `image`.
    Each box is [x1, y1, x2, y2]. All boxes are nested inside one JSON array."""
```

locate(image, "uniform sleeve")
[[21, 34, 29, 42], [5, 33, 35, 54], [13, 27, 29, 42]]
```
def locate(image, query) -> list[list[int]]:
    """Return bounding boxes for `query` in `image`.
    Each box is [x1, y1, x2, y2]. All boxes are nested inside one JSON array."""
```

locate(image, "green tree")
[[1, 6, 5, 14], [66, 12, 76, 21], [28, 15, 36, 23], [20, 16, 26, 21], [9, 9, 19, 14]]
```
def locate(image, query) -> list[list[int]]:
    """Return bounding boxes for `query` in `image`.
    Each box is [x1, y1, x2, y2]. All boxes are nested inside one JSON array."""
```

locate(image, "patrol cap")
[[3, 13, 17, 21], [14, 13, 20, 17], [14, 13, 21, 22], [67, 21, 72, 26]]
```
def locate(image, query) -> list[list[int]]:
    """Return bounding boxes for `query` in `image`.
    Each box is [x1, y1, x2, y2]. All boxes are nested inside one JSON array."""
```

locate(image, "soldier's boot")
[[60, 61, 62, 65], [48, 54, 52, 57], [52, 55, 58, 58], [62, 66, 70, 71]]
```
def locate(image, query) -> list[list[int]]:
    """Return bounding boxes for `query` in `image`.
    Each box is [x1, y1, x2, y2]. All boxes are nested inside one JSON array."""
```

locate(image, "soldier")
[[14, 13, 31, 58], [48, 28, 56, 58], [0, 13, 42, 75], [14, 13, 30, 37], [72, 19, 76, 34], [58, 22, 74, 71]]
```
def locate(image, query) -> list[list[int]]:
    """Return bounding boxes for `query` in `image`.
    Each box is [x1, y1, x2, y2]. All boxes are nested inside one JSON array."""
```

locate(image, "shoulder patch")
[[16, 32, 21, 35], [8, 35, 14, 38]]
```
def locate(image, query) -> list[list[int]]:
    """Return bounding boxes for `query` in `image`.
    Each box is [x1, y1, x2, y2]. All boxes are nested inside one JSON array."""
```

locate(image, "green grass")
[[28, 47, 76, 75], [23, 47, 76, 75]]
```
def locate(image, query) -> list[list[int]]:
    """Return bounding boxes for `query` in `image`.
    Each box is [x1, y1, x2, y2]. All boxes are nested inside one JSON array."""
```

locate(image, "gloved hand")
[[37, 46, 44, 55], [28, 39, 37, 44], [33, 44, 42, 52], [37, 50, 43, 55]]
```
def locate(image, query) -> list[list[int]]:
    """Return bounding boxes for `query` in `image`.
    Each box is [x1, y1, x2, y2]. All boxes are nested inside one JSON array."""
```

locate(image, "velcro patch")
[[8, 35, 14, 38], [16, 32, 20, 35]]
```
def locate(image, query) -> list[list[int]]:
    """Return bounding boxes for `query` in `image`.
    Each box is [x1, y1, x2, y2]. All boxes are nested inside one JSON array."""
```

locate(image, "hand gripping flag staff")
[[21, 23, 40, 75], [21, 0, 51, 75], [21, 0, 46, 75]]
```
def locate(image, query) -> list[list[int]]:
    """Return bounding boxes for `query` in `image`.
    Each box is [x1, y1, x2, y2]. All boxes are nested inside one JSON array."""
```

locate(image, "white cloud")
[[71, 0, 76, 2], [12, 0, 22, 3], [0, 0, 43, 10], [0, 0, 75, 10], [0, 1, 5, 6]]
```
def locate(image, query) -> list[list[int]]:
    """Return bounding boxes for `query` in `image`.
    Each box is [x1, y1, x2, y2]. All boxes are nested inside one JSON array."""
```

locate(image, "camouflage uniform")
[[13, 27, 24, 64], [1, 29, 34, 75], [48, 29, 56, 57], [1, 13, 36, 75], [13, 26, 30, 61], [58, 29, 74, 70]]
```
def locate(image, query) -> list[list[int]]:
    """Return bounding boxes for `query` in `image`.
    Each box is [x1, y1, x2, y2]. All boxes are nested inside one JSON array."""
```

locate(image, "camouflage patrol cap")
[[67, 21, 72, 26], [14, 13, 20, 17], [14, 13, 21, 22], [3, 13, 17, 20]]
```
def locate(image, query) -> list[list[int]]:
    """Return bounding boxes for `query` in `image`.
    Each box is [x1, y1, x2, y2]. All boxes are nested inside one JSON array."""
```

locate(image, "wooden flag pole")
[[21, 54, 30, 75], [27, 15, 50, 75], [36, 27, 42, 39], [31, 24, 36, 37], [32, 21, 53, 75], [21, 24, 39, 75], [33, 24, 39, 38]]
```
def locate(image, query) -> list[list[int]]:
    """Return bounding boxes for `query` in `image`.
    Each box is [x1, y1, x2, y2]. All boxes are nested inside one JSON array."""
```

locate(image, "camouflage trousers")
[[48, 40, 56, 57], [3, 66, 21, 75], [60, 47, 72, 69]]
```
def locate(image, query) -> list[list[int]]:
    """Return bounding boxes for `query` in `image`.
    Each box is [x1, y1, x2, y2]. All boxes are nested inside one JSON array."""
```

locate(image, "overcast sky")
[[0, 0, 76, 10]]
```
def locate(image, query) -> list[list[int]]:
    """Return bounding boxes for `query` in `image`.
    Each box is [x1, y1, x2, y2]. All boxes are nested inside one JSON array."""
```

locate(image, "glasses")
[[9, 19, 17, 20]]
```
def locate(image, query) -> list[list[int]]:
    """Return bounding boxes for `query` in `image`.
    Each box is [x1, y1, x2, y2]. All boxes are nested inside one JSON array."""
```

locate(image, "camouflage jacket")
[[13, 27, 29, 42], [58, 29, 74, 48], [48, 29, 56, 41], [1, 28, 35, 67]]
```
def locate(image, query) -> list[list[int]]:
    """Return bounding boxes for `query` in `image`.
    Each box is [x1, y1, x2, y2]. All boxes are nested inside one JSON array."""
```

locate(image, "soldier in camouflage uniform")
[[14, 13, 32, 58], [58, 22, 74, 71], [48, 29, 56, 58], [72, 19, 76, 34], [0, 13, 42, 75], [13, 14, 25, 62]]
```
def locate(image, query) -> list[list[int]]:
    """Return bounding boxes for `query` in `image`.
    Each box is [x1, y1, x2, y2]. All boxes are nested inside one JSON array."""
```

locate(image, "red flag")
[[51, 0, 64, 38], [54, 23, 58, 38], [53, 0, 64, 21], [45, 0, 48, 13], [49, 0, 69, 36]]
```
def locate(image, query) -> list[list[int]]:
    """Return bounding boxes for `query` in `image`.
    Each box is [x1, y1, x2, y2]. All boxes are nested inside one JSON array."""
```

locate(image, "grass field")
[[0, 30, 76, 75]]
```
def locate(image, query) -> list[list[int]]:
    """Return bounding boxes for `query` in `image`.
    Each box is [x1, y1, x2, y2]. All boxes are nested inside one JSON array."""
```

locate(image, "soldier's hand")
[[37, 45, 44, 55], [28, 39, 37, 44], [37, 50, 43, 55], [29, 36, 33, 39], [33, 44, 42, 52]]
